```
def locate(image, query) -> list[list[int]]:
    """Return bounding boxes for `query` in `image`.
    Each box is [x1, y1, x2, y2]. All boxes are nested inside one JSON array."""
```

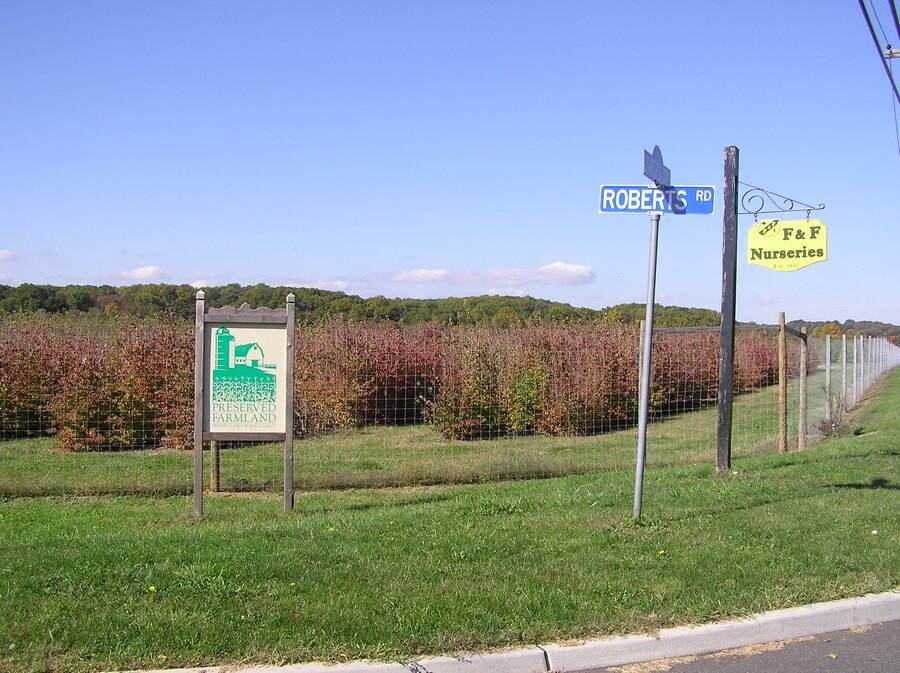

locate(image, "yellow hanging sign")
[[747, 219, 827, 272]]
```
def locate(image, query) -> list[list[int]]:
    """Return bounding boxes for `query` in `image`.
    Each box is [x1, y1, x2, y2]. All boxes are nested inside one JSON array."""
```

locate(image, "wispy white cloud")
[[390, 269, 451, 283], [480, 262, 595, 286], [532, 261, 595, 285], [190, 279, 211, 289], [750, 296, 776, 306], [297, 280, 350, 292], [389, 261, 595, 287], [487, 287, 527, 297], [0, 249, 18, 261], [121, 265, 164, 281]]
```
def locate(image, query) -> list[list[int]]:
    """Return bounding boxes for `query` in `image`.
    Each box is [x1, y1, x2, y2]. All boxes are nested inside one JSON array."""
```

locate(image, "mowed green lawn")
[[1, 371, 897, 673], [1, 381, 789, 497]]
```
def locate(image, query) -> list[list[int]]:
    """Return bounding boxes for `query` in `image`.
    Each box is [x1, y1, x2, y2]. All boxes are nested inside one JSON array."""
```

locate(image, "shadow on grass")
[[300, 490, 459, 515], [832, 477, 900, 491]]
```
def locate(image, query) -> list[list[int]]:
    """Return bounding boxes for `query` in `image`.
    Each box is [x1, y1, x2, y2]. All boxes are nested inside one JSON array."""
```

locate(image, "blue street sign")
[[643, 146, 671, 187], [598, 185, 716, 215]]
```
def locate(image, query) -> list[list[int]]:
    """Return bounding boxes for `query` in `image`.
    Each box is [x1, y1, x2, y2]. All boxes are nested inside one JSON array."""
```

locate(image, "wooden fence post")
[[638, 320, 645, 385], [824, 334, 831, 423], [798, 326, 807, 451], [210, 440, 220, 492], [778, 312, 787, 453]]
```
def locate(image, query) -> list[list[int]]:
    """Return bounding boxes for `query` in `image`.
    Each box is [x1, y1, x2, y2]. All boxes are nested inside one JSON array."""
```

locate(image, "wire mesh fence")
[[2, 313, 898, 499]]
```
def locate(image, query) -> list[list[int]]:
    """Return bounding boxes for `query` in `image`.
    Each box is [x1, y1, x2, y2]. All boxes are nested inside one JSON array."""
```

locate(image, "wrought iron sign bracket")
[[737, 181, 825, 220]]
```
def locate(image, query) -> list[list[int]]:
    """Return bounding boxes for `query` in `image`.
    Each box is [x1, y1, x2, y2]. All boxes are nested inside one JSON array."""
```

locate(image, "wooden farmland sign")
[[193, 291, 296, 518], [205, 324, 288, 435]]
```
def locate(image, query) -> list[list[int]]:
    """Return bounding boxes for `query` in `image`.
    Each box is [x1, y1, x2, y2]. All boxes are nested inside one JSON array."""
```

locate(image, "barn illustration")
[[211, 327, 277, 402]]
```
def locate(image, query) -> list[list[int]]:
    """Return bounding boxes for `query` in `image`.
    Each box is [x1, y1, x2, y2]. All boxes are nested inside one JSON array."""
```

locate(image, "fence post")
[[824, 334, 831, 423], [193, 290, 206, 520], [778, 312, 787, 453], [860, 335, 865, 396], [841, 334, 847, 405], [798, 326, 807, 451], [852, 336, 858, 406], [859, 335, 864, 398], [865, 336, 872, 390], [210, 440, 220, 493], [869, 336, 875, 388], [863, 336, 869, 391], [638, 320, 645, 384]]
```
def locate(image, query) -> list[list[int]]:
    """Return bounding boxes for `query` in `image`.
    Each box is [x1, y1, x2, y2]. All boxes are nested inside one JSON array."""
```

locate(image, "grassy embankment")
[[0, 370, 895, 673]]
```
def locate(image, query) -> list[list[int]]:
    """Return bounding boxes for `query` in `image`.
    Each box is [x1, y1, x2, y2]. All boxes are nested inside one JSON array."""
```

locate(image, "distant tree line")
[[3, 282, 895, 335], [600, 303, 722, 328], [8, 282, 892, 333], [0, 283, 612, 324], [789, 319, 900, 340]]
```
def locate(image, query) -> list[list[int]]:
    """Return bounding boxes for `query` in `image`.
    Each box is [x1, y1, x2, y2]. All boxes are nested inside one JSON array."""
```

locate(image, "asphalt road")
[[588, 620, 899, 673]]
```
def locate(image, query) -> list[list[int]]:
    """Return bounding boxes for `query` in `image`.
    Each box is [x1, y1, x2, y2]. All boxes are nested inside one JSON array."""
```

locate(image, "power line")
[[870, 0, 892, 43], [892, 59, 900, 157], [886, 2, 900, 157], [890, 0, 900, 41], [859, 0, 900, 105]]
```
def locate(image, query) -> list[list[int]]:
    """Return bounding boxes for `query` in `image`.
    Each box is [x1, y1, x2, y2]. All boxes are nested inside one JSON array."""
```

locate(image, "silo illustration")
[[215, 327, 235, 370]]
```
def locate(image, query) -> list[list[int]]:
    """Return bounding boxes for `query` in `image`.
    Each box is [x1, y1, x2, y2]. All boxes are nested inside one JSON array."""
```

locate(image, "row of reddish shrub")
[[418, 326, 784, 439], [0, 315, 193, 450], [0, 315, 798, 450]]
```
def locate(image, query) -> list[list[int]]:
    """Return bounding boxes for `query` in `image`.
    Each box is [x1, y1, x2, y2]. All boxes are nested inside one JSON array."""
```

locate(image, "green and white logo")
[[212, 327, 277, 403]]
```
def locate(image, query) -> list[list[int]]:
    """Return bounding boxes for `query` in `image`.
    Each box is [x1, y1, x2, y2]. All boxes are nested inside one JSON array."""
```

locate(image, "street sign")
[[598, 185, 716, 215], [643, 145, 671, 187], [598, 145, 715, 521]]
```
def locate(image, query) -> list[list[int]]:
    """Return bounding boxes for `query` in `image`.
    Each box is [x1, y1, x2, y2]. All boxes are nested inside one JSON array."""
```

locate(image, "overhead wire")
[[890, 0, 900, 40], [893, 57, 900, 158], [859, 0, 900, 157], [884, 0, 900, 157], [858, 0, 900, 104], [869, 0, 892, 43]]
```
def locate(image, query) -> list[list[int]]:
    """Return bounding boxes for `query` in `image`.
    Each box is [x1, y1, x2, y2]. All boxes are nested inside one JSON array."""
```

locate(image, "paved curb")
[[121, 591, 899, 673], [543, 590, 900, 671]]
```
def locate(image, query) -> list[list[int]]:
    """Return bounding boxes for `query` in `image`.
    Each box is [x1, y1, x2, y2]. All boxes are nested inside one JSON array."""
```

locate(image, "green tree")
[[493, 306, 524, 328]]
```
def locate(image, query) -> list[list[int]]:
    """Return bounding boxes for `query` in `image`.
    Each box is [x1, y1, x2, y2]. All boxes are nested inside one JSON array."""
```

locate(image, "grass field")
[[0, 378, 794, 497], [0, 370, 897, 673]]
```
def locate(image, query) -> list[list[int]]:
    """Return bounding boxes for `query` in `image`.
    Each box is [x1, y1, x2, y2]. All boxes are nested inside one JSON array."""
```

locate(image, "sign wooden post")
[[193, 291, 296, 519], [194, 292, 206, 519]]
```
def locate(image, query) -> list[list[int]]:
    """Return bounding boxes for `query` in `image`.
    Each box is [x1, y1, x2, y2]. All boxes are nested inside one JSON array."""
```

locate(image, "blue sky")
[[2, 1, 898, 324]]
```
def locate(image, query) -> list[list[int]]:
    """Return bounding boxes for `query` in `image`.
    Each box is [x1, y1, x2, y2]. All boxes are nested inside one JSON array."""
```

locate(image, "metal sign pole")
[[284, 293, 296, 513], [634, 211, 661, 520]]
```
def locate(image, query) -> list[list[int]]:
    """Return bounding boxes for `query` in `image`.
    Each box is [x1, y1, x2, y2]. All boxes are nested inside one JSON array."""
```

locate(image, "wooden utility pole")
[[715, 146, 739, 473]]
